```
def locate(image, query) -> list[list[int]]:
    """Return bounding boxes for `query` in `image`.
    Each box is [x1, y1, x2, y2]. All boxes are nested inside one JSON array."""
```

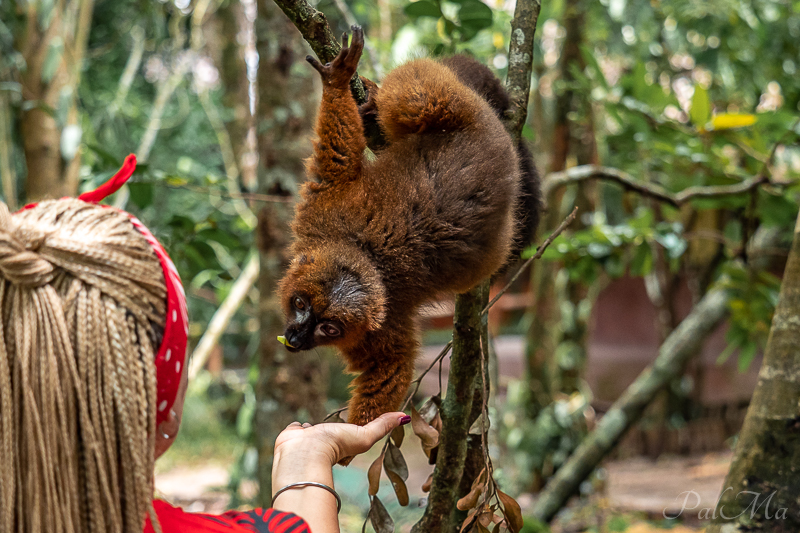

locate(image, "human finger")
[[338, 412, 409, 457]]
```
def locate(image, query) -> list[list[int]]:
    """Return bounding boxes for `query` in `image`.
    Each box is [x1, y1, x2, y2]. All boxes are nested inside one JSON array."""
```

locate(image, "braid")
[[0, 199, 167, 533]]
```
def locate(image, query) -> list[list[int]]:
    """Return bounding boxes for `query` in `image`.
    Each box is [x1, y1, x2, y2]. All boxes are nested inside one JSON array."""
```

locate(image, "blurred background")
[[1, 0, 799, 531]]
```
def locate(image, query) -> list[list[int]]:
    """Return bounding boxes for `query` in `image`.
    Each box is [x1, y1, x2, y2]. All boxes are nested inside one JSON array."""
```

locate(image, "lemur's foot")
[[306, 26, 364, 88]]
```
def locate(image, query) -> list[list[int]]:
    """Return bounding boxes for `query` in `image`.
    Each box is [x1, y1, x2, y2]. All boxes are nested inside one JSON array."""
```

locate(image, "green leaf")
[[85, 144, 122, 167], [630, 243, 653, 277], [236, 396, 255, 437], [737, 341, 758, 373], [404, 1, 442, 18], [37, 0, 56, 30], [128, 182, 154, 209], [41, 37, 64, 84], [716, 342, 737, 365], [458, 1, 494, 31], [690, 85, 711, 129]]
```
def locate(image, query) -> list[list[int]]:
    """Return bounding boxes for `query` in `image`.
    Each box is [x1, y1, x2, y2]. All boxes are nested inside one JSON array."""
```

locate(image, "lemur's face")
[[278, 252, 384, 352], [281, 290, 348, 352]]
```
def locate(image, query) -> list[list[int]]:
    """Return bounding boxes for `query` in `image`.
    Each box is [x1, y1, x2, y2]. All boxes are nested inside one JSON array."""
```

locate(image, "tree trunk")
[[17, 0, 95, 200], [207, 0, 258, 191], [531, 288, 729, 523], [707, 212, 800, 532], [411, 282, 489, 533], [254, 0, 324, 506]]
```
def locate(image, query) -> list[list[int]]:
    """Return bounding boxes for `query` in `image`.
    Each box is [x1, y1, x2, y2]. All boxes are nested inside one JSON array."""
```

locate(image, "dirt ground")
[[155, 451, 731, 531]]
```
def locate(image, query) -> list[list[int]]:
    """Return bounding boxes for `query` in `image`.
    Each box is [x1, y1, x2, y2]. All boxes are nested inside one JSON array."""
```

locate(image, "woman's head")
[[0, 198, 173, 533]]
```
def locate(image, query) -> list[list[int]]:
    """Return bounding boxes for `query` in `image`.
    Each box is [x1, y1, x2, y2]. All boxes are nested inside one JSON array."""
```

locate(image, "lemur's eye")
[[293, 296, 306, 310], [320, 323, 341, 337]]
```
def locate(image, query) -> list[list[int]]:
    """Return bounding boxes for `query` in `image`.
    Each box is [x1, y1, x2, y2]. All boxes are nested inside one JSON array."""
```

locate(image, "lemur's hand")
[[306, 26, 364, 88]]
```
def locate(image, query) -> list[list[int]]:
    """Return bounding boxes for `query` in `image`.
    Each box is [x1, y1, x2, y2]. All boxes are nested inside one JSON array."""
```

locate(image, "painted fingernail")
[[399, 415, 411, 425]]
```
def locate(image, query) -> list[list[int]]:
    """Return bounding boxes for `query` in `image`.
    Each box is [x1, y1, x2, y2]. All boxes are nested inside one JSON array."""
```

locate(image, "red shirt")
[[144, 500, 310, 533]]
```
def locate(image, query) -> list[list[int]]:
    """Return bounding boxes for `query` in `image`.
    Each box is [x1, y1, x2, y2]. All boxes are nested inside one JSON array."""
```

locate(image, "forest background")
[[1, 0, 800, 531]]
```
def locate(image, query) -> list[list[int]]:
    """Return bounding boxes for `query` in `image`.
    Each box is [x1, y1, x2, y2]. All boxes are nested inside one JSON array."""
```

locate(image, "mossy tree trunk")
[[707, 211, 800, 533], [411, 283, 490, 533]]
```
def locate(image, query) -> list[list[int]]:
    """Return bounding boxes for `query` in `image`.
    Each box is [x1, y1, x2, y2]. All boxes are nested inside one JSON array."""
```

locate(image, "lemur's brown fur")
[[278, 28, 527, 426]]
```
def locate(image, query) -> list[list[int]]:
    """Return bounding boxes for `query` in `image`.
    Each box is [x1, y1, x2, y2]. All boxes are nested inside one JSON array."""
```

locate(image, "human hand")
[[274, 412, 409, 468]]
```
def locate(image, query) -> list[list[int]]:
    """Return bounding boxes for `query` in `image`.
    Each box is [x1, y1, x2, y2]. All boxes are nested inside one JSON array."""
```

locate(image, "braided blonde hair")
[[0, 199, 167, 533]]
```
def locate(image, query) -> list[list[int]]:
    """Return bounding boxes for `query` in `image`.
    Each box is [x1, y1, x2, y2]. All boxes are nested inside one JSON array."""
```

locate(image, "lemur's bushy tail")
[[442, 54, 543, 250]]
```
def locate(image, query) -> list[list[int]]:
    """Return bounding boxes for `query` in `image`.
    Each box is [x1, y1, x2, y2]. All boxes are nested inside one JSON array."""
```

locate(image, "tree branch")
[[271, 0, 368, 103], [412, 2, 542, 532], [543, 165, 774, 208], [504, 0, 541, 141], [411, 282, 490, 533]]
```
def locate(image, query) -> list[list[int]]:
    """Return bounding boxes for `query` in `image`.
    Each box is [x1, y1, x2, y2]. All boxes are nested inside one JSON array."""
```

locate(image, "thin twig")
[[400, 341, 453, 412], [149, 182, 295, 203], [482, 207, 579, 316], [478, 331, 493, 503], [675, 175, 768, 204]]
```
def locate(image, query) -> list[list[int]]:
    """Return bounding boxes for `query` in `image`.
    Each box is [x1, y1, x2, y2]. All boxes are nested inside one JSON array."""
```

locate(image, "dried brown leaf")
[[418, 395, 440, 424], [391, 424, 405, 447], [477, 508, 495, 528], [459, 508, 479, 533], [496, 490, 523, 533], [474, 522, 491, 533], [431, 411, 443, 433], [367, 450, 386, 496], [457, 488, 481, 511], [411, 406, 439, 459], [457, 468, 488, 511], [385, 468, 409, 506], [421, 473, 433, 493], [470, 468, 488, 492], [368, 495, 394, 533], [469, 412, 490, 435], [383, 441, 408, 481]]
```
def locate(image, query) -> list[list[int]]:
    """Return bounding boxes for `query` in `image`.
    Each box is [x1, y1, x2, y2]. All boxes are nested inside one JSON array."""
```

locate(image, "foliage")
[[497, 381, 591, 494], [715, 262, 782, 372], [535, 208, 687, 284]]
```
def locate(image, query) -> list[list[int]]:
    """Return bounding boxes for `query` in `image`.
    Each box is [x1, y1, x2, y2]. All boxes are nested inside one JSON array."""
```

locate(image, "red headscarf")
[[21, 155, 188, 425]]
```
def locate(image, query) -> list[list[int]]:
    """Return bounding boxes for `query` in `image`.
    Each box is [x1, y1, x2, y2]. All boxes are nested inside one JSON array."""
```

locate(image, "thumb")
[[359, 412, 408, 446]]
